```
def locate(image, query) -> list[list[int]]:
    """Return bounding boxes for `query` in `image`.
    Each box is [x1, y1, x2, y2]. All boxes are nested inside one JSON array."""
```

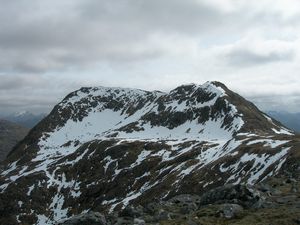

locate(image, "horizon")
[[1, 1, 300, 114], [1, 80, 300, 116]]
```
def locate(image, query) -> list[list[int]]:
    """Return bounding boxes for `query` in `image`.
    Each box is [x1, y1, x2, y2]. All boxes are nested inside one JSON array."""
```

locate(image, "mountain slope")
[[0, 120, 28, 162], [0, 81, 299, 225]]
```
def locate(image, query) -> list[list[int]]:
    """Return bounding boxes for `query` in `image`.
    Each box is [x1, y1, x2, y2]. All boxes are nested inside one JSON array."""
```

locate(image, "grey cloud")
[[0, 0, 295, 74], [79, 0, 225, 34], [223, 48, 295, 67], [0, 74, 82, 114], [0, 0, 243, 74], [0, 0, 300, 114], [249, 94, 300, 113]]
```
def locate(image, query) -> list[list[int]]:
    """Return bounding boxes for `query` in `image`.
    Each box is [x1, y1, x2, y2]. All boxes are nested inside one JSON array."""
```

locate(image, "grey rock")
[[218, 204, 244, 219], [119, 205, 143, 218], [199, 184, 263, 208], [257, 183, 282, 195], [168, 194, 201, 205], [133, 218, 145, 225], [179, 202, 198, 214], [57, 211, 107, 225], [155, 209, 171, 221], [275, 195, 297, 204], [168, 194, 200, 214], [186, 220, 199, 225], [114, 217, 133, 225]]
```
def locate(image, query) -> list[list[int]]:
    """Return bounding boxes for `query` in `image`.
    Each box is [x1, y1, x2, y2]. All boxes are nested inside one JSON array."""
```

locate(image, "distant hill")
[[2, 111, 46, 128], [267, 111, 300, 133], [0, 120, 28, 161]]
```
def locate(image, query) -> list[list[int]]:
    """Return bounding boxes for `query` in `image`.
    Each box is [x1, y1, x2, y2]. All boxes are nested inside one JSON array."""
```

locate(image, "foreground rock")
[[198, 184, 263, 208], [57, 211, 107, 225], [59, 180, 299, 225]]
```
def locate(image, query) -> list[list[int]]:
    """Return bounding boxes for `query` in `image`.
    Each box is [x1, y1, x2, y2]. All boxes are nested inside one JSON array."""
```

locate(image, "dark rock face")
[[0, 81, 299, 225]]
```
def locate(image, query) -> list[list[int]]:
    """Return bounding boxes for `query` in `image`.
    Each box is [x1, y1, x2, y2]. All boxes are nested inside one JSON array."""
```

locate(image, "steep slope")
[[0, 120, 28, 162], [0, 81, 299, 225]]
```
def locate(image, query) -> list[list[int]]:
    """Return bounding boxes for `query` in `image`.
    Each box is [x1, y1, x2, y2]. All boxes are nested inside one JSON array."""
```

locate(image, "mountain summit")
[[0, 81, 299, 225]]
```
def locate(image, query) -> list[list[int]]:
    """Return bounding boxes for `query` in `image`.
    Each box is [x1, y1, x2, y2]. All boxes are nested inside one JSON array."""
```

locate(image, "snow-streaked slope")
[[34, 82, 243, 161], [0, 81, 296, 225]]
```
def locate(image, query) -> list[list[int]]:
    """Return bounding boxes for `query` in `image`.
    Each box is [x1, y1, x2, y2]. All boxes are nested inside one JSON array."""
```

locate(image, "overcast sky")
[[1, 0, 300, 115]]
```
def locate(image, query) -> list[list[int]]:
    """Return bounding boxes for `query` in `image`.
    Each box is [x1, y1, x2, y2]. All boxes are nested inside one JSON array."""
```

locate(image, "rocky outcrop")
[[58, 178, 300, 225], [198, 184, 263, 208], [57, 211, 107, 225]]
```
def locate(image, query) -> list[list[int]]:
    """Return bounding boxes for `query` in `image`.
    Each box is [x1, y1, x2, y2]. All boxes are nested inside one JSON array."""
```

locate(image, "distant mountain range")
[[0, 112, 45, 161], [1, 111, 46, 128], [0, 120, 28, 162], [266, 111, 300, 133]]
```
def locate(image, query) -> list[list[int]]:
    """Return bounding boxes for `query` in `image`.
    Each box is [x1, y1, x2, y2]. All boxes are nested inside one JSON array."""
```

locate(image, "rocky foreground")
[[58, 175, 300, 225]]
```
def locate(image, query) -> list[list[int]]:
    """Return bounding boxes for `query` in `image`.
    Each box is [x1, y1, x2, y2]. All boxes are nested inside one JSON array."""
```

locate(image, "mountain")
[[0, 120, 28, 162], [267, 111, 300, 133], [3, 111, 46, 128], [0, 81, 299, 225]]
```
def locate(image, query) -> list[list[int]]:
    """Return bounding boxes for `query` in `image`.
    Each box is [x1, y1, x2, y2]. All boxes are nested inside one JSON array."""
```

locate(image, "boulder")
[[218, 203, 244, 219], [133, 218, 146, 225], [168, 194, 200, 214], [199, 184, 263, 208], [56, 211, 107, 225], [119, 205, 144, 218], [168, 194, 201, 205]]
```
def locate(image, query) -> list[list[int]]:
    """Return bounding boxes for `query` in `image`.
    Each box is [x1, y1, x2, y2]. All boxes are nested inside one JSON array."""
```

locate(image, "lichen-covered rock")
[[56, 211, 107, 225], [199, 184, 263, 208], [217, 203, 244, 219]]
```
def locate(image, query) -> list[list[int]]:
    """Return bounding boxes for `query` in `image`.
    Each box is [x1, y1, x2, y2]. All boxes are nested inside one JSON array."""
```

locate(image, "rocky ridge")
[[57, 176, 300, 225], [0, 81, 299, 225]]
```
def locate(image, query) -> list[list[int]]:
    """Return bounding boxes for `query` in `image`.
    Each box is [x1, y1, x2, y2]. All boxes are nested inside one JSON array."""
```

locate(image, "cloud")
[[1, 0, 300, 114], [220, 38, 296, 67], [0, 0, 291, 73], [0, 0, 225, 73], [0, 73, 82, 115]]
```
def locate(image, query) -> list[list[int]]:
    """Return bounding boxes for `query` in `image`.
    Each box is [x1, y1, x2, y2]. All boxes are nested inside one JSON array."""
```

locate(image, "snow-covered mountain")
[[0, 81, 299, 225]]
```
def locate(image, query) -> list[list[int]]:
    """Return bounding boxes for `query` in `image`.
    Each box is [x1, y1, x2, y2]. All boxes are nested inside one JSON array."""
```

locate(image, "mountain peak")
[[13, 110, 31, 117], [0, 81, 298, 225]]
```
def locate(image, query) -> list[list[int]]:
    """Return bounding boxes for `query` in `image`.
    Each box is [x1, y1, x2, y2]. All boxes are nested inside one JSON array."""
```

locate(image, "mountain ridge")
[[0, 81, 299, 225]]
